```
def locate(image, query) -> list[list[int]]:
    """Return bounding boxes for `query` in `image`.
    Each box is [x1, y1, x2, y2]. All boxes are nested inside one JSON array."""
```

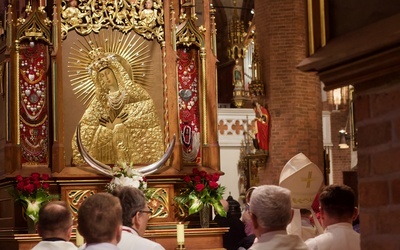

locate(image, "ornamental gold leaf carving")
[[61, 0, 164, 44]]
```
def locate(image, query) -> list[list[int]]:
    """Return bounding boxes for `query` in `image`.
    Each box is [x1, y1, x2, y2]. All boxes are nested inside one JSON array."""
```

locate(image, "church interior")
[[0, 0, 399, 249]]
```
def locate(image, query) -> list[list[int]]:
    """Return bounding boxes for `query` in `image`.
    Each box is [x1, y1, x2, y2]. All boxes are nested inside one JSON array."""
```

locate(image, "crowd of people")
[[31, 183, 360, 250], [215, 183, 360, 250], [31, 186, 165, 250], [31, 155, 360, 250]]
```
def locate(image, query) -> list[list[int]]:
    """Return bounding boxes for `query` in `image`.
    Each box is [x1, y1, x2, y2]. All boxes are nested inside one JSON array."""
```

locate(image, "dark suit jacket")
[[214, 214, 247, 250]]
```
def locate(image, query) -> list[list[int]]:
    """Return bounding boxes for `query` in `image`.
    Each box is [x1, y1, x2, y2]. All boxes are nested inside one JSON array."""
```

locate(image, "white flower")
[[126, 167, 134, 177], [112, 176, 140, 189], [106, 162, 147, 192]]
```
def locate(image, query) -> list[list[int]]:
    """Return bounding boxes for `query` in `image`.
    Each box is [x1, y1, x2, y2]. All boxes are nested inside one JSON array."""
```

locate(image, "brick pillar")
[[254, 0, 324, 184], [356, 80, 400, 248]]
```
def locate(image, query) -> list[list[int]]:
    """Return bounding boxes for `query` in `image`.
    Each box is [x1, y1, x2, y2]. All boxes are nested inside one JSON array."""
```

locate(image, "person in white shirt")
[[305, 184, 360, 250], [31, 201, 77, 250], [112, 186, 165, 250], [77, 193, 123, 250], [247, 185, 308, 250]]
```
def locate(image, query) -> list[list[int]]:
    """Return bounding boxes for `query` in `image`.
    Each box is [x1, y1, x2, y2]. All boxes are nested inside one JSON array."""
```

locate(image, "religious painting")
[[60, 0, 167, 168], [63, 28, 164, 167]]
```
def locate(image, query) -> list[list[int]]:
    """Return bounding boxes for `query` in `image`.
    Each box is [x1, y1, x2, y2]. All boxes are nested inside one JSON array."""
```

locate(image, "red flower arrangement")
[[11, 173, 57, 223], [174, 168, 226, 217]]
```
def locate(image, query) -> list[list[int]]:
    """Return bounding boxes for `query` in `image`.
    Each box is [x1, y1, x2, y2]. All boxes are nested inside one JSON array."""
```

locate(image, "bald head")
[[37, 201, 73, 240]]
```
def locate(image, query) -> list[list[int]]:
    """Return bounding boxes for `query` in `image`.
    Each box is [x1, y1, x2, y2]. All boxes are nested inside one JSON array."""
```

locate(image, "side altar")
[[0, 0, 226, 249]]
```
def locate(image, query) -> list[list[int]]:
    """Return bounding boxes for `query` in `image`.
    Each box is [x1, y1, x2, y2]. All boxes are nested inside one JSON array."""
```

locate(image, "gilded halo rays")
[[68, 29, 152, 106]]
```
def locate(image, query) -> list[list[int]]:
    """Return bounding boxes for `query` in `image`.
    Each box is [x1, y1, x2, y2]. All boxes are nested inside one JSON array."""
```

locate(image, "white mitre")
[[279, 153, 324, 239], [279, 152, 323, 208]]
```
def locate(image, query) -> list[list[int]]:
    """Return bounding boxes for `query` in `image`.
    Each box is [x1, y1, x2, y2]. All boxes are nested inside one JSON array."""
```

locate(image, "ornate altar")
[[237, 125, 268, 203], [0, 0, 226, 249]]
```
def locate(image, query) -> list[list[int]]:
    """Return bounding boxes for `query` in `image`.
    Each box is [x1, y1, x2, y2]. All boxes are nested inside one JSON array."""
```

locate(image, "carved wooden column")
[[202, 2, 220, 171], [4, 1, 22, 173], [50, 0, 65, 173]]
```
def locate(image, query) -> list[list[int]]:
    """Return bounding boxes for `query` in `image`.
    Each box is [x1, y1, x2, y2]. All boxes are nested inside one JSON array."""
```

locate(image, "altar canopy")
[[1, 0, 220, 172], [0, 0, 223, 246]]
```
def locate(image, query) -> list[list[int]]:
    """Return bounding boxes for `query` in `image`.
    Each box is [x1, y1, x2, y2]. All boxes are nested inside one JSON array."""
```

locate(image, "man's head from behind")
[[112, 186, 150, 237], [319, 184, 357, 227], [37, 201, 73, 240], [78, 192, 122, 245], [249, 185, 292, 236]]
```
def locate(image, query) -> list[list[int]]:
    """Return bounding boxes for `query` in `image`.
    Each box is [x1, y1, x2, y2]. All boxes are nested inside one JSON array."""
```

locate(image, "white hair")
[[249, 185, 292, 230]]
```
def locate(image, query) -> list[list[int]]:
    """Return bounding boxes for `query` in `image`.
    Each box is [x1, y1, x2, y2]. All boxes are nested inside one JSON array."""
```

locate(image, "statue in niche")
[[252, 101, 270, 152], [233, 64, 243, 87], [71, 47, 164, 166]]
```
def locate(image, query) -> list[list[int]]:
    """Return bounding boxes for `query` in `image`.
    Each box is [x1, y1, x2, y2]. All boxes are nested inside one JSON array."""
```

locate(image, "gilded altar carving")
[[68, 189, 97, 223], [69, 29, 164, 166], [60, 0, 165, 44], [147, 187, 169, 218], [66, 186, 171, 223]]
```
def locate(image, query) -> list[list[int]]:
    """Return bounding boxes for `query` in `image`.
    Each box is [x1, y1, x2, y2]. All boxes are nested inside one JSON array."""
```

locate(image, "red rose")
[[42, 182, 50, 189], [31, 173, 40, 180], [199, 171, 207, 177], [192, 168, 199, 175], [33, 180, 41, 189], [16, 175, 23, 182], [213, 173, 220, 181], [193, 176, 201, 183], [16, 181, 25, 191], [183, 176, 191, 183], [41, 174, 49, 181], [209, 181, 219, 190], [195, 183, 205, 192], [24, 183, 35, 194]]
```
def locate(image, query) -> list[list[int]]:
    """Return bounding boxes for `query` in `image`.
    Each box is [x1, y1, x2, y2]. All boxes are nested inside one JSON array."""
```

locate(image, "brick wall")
[[254, 0, 324, 184], [356, 80, 400, 249]]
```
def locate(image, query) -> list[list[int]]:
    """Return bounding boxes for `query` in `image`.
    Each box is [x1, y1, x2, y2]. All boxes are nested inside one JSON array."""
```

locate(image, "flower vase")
[[199, 205, 210, 228], [27, 217, 36, 234]]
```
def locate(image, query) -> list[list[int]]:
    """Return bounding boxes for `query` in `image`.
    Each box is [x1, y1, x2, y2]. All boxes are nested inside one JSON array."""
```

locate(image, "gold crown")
[[87, 47, 116, 73]]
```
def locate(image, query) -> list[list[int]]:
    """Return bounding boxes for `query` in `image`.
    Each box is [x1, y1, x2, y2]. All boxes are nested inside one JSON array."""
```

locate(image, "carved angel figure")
[[138, 0, 158, 28]]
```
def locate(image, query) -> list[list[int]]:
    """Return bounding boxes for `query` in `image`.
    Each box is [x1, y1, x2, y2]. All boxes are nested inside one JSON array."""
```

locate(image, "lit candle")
[[76, 229, 84, 247], [177, 222, 185, 245]]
